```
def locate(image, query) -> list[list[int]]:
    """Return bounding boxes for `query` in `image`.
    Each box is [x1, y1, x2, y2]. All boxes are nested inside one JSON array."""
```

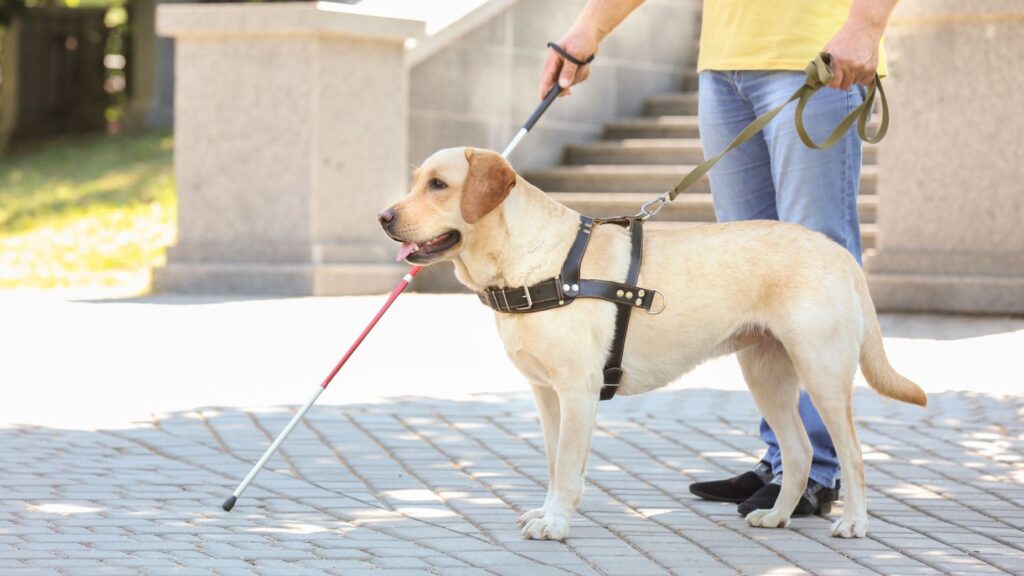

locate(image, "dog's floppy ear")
[[461, 147, 516, 224]]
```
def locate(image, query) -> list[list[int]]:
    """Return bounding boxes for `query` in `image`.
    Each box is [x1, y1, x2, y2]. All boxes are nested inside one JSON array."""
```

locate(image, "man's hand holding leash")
[[825, 0, 899, 90]]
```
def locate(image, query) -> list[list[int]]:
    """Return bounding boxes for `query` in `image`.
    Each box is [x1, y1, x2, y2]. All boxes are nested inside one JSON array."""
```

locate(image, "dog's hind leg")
[[518, 382, 560, 527], [737, 337, 812, 530], [521, 380, 600, 541], [815, 397, 866, 538], [784, 322, 868, 538]]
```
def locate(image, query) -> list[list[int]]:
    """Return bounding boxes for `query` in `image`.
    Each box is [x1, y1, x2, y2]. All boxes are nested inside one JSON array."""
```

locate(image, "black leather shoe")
[[736, 477, 840, 517], [689, 461, 774, 503]]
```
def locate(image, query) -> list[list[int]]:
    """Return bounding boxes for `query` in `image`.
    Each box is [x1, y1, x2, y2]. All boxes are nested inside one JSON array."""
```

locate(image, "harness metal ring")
[[644, 290, 667, 315]]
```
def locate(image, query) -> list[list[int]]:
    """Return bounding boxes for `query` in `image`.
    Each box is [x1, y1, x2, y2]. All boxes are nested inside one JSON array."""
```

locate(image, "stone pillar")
[[123, 0, 155, 133], [0, 22, 19, 154], [153, 3, 423, 295], [865, 0, 1024, 314], [147, 10, 175, 129], [124, 0, 180, 131]]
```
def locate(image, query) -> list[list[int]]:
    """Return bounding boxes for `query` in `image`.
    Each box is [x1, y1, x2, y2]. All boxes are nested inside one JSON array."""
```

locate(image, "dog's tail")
[[855, 275, 927, 407]]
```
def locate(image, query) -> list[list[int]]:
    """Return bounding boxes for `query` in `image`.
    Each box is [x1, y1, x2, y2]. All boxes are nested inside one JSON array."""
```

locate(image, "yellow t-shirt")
[[698, 0, 887, 76]]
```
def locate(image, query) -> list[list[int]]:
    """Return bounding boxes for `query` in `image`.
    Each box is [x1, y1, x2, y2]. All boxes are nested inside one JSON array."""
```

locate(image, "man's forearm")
[[845, 0, 900, 39], [576, 0, 646, 41]]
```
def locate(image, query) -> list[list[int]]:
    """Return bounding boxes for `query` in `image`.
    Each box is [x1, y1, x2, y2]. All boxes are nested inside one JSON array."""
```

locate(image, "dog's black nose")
[[377, 208, 396, 226]]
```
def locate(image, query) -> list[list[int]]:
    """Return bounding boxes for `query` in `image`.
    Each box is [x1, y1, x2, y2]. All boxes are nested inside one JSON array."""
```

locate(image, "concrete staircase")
[[522, 73, 879, 252]]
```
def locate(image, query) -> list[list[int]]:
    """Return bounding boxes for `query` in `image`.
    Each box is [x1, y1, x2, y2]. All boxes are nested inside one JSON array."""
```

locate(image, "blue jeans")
[[698, 71, 866, 489]]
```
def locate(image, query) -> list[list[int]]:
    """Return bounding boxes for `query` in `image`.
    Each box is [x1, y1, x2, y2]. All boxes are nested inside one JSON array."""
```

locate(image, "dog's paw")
[[830, 516, 868, 538], [521, 513, 570, 541], [745, 508, 791, 529], [516, 508, 545, 527]]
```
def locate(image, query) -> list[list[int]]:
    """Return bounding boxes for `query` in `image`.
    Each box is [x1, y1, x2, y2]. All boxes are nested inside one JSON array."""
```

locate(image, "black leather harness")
[[477, 215, 659, 401]]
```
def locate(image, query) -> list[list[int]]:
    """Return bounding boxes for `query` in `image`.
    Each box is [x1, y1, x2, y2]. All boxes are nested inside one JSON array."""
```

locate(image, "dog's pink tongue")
[[395, 242, 419, 262]]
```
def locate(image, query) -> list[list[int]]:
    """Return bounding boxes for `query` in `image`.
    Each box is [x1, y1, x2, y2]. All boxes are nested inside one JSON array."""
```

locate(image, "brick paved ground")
[[2, 293, 1024, 575]]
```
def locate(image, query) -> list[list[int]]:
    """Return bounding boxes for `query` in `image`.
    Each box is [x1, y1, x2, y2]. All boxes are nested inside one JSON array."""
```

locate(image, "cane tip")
[[222, 495, 237, 512]]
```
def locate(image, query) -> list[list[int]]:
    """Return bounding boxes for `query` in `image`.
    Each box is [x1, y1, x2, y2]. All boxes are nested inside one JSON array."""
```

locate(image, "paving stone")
[[3, 296, 1024, 574]]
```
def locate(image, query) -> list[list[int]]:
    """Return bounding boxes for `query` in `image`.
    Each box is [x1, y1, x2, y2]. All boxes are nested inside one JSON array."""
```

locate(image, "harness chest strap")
[[477, 216, 657, 401], [601, 215, 645, 401]]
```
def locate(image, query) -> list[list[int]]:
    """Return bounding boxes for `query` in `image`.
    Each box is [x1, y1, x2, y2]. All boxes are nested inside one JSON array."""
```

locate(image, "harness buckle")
[[515, 286, 534, 311], [636, 192, 670, 221], [486, 286, 534, 312], [487, 289, 502, 311]]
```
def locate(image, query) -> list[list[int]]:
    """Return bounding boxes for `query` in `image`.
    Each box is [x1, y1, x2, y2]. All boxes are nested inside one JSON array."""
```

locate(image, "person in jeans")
[[539, 0, 898, 516]]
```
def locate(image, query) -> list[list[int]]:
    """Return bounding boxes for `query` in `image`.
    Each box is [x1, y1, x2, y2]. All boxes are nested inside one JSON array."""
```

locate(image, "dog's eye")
[[428, 178, 448, 191]]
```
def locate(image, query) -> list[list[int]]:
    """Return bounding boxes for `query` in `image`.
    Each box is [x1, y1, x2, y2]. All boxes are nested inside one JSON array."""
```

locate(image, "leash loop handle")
[[859, 78, 889, 144], [795, 53, 889, 149], [662, 52, 888, 205]]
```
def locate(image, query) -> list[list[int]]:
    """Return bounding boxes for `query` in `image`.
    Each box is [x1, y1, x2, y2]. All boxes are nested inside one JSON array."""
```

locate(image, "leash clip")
[[636, 193, 670, 221]]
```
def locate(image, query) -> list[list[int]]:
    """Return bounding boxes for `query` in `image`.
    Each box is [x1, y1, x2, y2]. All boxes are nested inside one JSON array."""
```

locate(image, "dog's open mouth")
[[396, 230, 462, 263]]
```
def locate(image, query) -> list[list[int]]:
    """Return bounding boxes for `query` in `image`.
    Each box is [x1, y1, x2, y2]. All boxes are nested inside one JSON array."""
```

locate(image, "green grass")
[[0, 131, 176, 290]]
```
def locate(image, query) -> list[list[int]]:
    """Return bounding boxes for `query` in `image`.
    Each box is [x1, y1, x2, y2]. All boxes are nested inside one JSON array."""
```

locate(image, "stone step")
[[644, 92, 699, 116], [566, 138, 878, 166], [524, 164, 878, 194], [525, 164, 708, 193], [547, 192, 877, 224], [604, 116, 701, 139], [605, 115, 884, 141], [681, 71, 699, 91]]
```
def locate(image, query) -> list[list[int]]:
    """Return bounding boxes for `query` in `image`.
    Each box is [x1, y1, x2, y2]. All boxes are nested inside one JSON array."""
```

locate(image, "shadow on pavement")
[[3, 388, 1023, 574]]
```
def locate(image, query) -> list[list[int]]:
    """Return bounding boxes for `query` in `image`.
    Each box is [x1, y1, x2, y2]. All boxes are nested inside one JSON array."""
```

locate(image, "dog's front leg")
[[521, 383, 599, 541], [518, 383, 560, 527]]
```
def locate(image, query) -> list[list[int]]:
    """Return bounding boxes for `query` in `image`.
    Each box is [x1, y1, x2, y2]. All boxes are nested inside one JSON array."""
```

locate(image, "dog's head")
[[379, 147, 516, 265]]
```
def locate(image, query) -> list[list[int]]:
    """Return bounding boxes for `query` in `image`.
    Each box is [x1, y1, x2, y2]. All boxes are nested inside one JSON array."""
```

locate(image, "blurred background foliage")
[[0, 130, 175, 290], [0, 0, 287, 292], [0, 0, 27, 27], [0, 0, 168, 292]]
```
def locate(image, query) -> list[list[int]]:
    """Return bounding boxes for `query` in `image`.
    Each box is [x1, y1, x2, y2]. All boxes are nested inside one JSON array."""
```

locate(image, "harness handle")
[[659, 52, 889, 206]]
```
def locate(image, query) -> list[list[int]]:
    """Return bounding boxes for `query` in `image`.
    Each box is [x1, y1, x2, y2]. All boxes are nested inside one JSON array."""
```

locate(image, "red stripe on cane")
[[319, 266, 422, 389]]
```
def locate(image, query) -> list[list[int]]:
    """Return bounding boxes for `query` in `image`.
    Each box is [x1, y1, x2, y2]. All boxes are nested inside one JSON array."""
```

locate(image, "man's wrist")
[[839, 18, 884, 46], [573, 17, 608, 43], [847, 0, 895, 40]]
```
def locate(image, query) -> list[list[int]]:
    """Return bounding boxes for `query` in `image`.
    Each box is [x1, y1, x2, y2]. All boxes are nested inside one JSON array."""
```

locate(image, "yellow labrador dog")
[[379, 147, 926, 541]]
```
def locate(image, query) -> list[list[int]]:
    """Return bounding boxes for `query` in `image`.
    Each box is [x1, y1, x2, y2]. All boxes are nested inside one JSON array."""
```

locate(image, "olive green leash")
[[636, 53, 889, 220]]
